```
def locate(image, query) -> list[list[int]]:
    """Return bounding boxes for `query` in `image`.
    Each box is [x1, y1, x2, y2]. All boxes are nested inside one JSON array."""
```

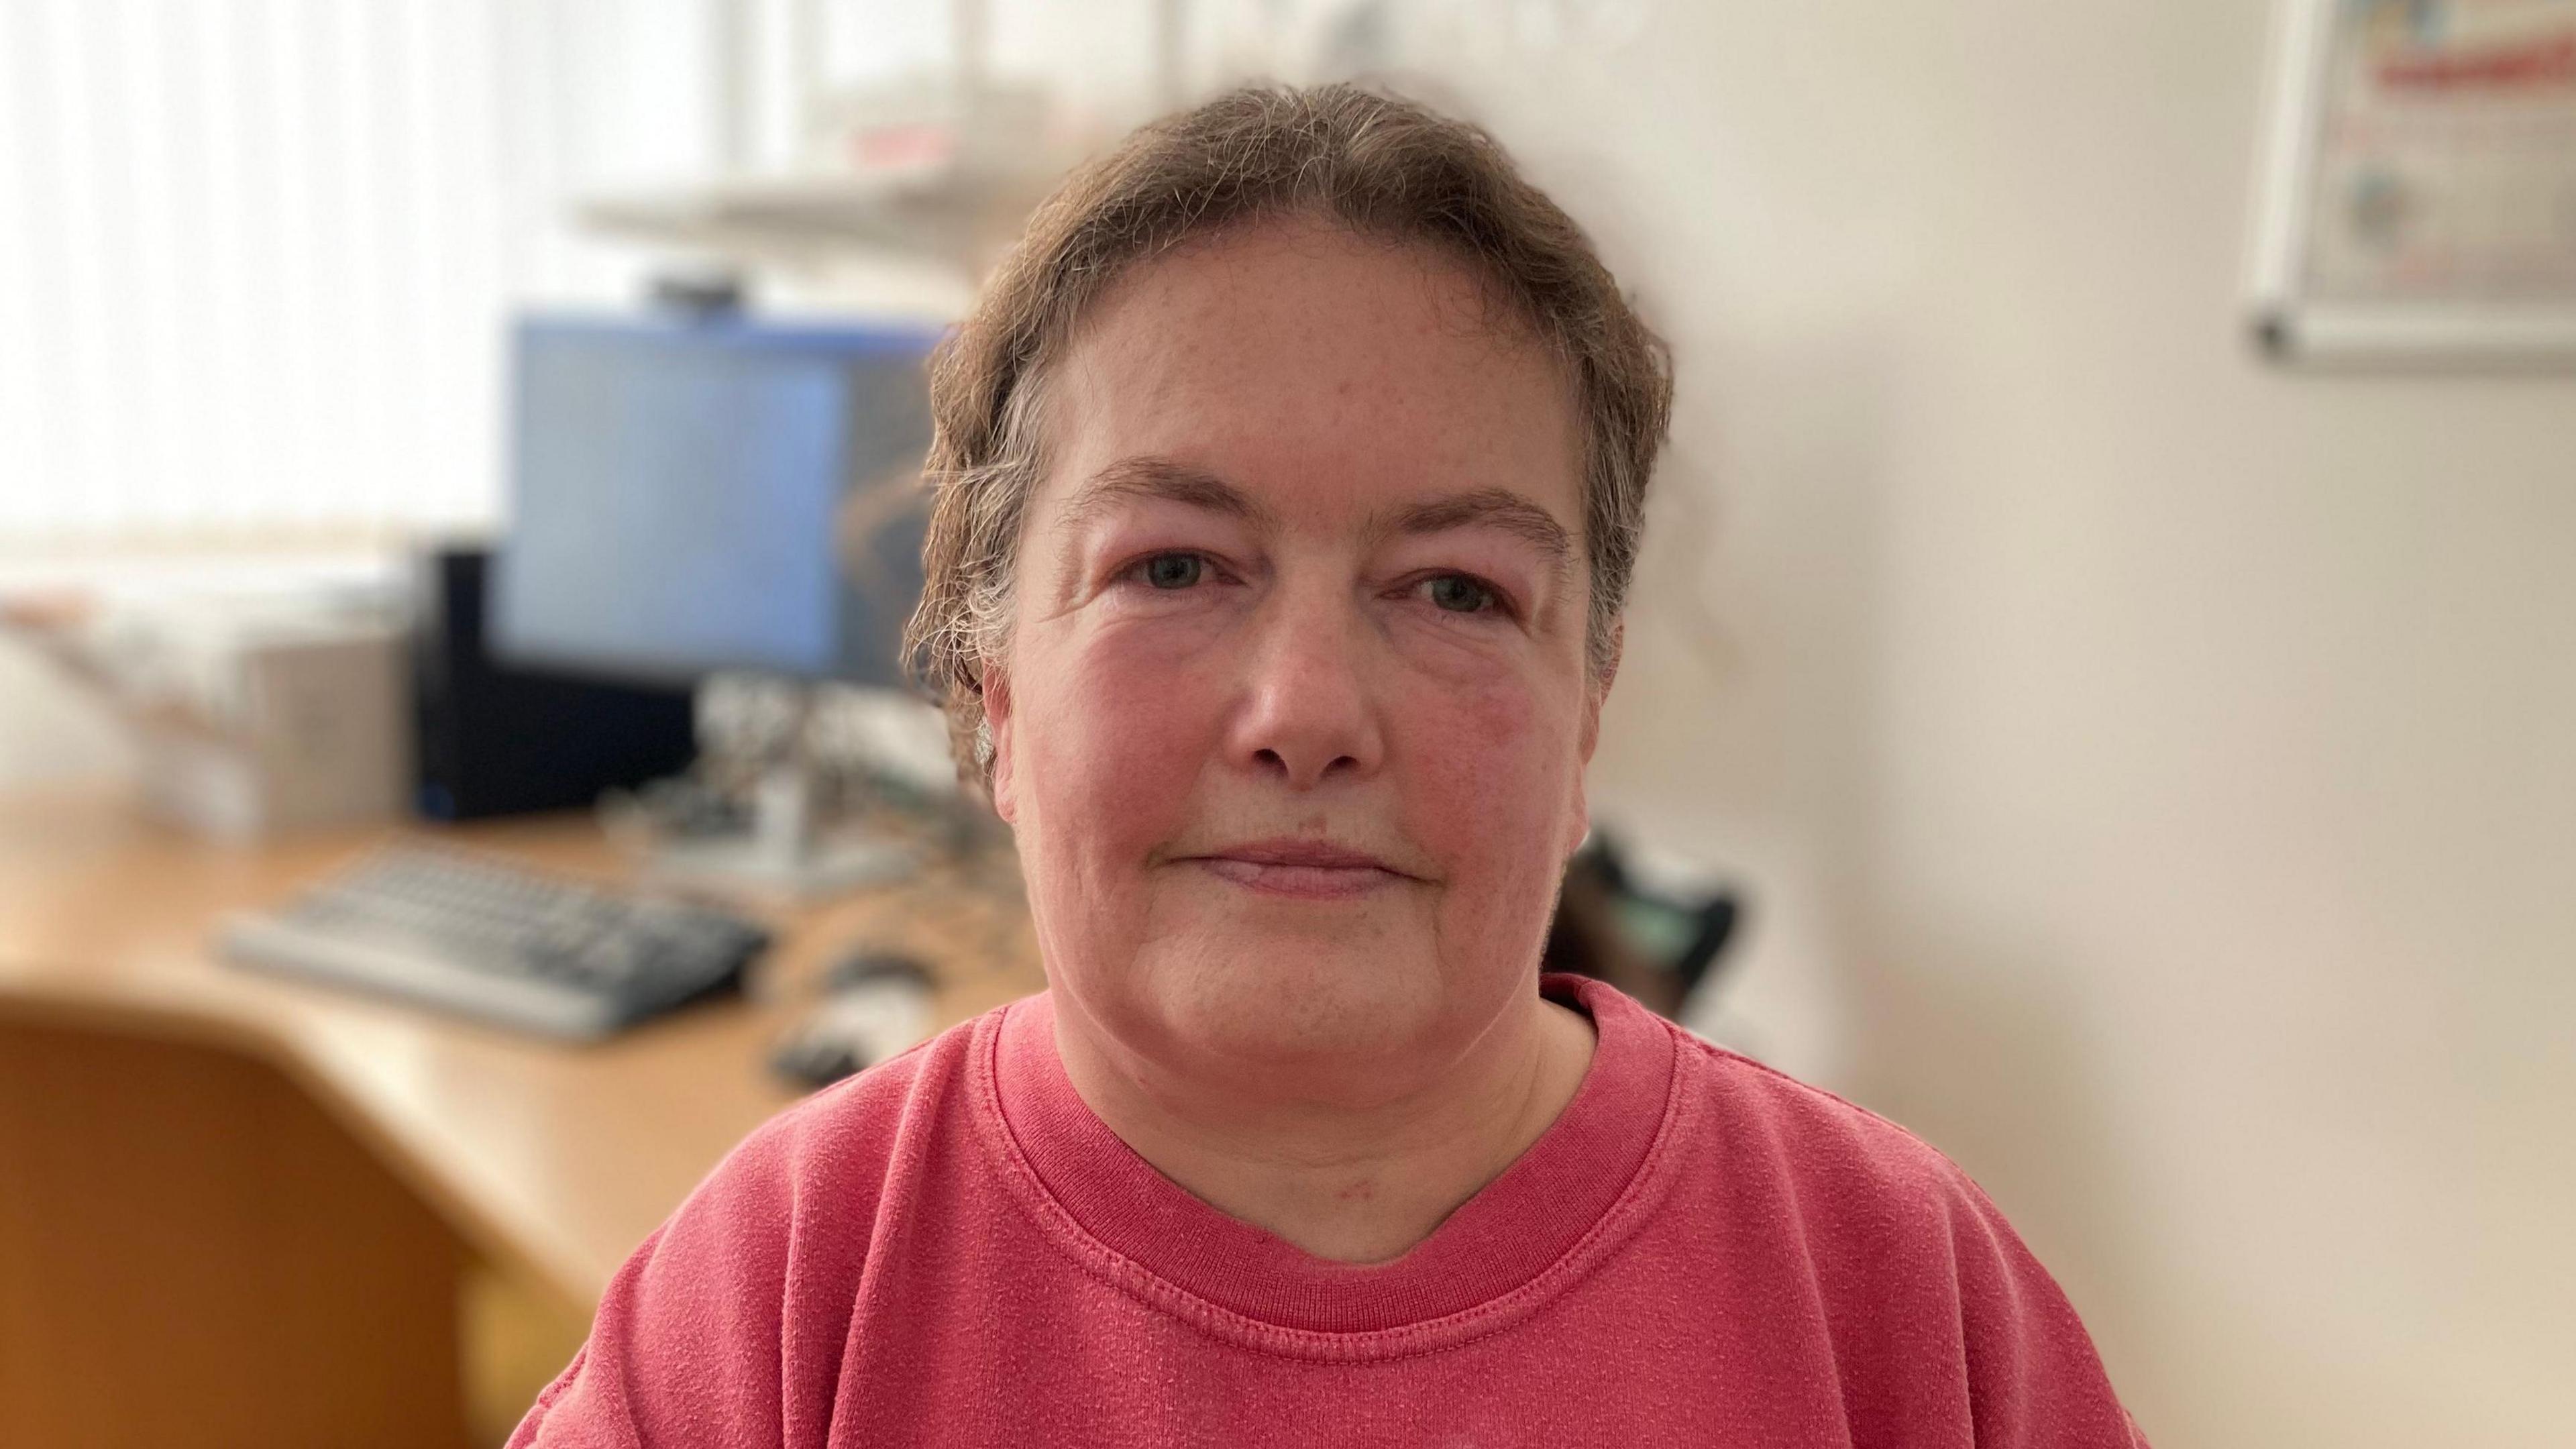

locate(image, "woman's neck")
[[1051, 987, 1597, 1265]]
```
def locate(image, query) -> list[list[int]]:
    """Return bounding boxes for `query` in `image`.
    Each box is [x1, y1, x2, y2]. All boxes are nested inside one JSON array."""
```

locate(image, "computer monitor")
[[490, 312, 942, 690]]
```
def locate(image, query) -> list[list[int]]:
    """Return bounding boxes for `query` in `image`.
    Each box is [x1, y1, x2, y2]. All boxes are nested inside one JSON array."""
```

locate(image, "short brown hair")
[[905, 82, 1673, 792]]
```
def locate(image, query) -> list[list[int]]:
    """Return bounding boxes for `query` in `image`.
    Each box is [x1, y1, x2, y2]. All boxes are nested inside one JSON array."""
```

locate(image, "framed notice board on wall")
[[2249, 0, 2576, 363]]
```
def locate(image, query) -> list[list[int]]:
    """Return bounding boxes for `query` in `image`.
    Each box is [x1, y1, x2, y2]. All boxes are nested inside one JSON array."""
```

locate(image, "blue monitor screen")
[[492, 314, 939, 686]]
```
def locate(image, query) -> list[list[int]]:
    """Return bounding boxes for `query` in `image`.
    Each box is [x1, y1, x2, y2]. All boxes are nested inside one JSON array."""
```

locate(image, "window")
[[0, 0, 610, 543]]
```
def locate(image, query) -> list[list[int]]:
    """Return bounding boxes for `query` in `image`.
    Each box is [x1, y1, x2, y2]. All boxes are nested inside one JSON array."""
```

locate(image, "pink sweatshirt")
[[511, 975, 2147, 1446]]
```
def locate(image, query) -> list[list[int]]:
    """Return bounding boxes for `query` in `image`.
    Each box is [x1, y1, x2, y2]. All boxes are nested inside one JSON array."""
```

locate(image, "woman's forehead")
[[1037, 220, 1585, 528]]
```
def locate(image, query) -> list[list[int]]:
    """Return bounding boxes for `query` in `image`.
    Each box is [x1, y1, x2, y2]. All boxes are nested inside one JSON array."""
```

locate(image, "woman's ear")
[[1566, 619, 1620, 859], [983, 667, 1020, 824], [1578, 619, 1623, 764]]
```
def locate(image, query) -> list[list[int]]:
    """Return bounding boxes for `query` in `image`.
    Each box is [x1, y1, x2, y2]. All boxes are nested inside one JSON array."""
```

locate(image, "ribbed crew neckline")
[[972, 973, 1680, 1346]]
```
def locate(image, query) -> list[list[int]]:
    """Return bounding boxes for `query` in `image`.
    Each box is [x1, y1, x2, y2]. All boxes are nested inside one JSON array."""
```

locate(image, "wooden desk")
[[0, 785, 1040, 1447]]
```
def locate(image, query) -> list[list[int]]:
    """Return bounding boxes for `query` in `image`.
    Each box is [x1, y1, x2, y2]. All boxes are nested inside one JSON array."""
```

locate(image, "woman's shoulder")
[[510, 1004, 1012, 1446], [1650, 1024, 2145, 1444], [606, 999, 1003, 1296], [695, 1000, 998, 1214], [1660, 1022, 2017, 1240]]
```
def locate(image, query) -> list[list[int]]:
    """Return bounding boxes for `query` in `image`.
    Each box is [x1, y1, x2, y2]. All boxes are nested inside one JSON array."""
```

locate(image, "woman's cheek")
[[1035, 626, 1225, 845], [1391, 667, 1567, 845]]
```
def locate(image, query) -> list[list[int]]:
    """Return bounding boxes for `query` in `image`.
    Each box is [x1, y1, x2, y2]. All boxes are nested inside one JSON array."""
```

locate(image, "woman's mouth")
[[1185, 840, 1411, 900]]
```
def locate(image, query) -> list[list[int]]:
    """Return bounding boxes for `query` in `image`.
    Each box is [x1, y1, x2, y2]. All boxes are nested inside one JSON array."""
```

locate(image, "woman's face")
[[987, 218, 1607, 1100]]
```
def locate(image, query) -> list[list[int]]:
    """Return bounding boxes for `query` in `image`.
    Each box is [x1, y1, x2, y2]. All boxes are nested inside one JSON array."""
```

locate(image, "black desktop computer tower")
[[410, 546, 697, 821]]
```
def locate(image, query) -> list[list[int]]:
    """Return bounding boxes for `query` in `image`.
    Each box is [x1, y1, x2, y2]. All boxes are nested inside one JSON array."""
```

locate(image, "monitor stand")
[[639, 690, 918, 903]]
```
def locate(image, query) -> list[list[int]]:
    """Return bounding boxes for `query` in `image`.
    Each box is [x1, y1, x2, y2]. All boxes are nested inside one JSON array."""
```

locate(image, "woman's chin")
[[1140, 947, 1456, 1077]]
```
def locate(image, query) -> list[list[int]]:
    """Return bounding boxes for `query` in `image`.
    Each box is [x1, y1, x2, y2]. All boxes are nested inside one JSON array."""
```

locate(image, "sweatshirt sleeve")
[[1715, 1038, 2151, 1449], [503, 1036, 942, 1449], [1936, 1165, 2151, 1449], [504, 1130, 800, 1449], [503, 1060, 923, 1449]]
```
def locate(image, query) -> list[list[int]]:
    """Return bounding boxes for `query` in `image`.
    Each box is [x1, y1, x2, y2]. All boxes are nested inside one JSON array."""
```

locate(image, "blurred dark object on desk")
[[411, 545, 698, 822], [1543, 832, 1741, 1021], [769, 950, 936, 1089]]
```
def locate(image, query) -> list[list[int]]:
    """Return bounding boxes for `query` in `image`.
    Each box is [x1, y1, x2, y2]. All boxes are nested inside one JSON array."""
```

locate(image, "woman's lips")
[[1186, 840, 1410, 900]]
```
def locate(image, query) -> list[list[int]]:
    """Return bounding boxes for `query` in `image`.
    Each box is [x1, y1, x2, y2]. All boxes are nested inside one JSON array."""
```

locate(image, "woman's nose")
[[1226, 586, 1385, 790]]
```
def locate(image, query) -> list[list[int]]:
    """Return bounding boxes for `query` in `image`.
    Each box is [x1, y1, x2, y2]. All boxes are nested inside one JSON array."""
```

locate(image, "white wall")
[[1415, 3, 2574, 1445]]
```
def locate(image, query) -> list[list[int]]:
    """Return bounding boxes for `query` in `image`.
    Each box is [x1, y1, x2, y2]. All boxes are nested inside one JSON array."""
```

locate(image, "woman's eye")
[[1421, 574, 1499, 614], [1136, 552, 1204, 590]]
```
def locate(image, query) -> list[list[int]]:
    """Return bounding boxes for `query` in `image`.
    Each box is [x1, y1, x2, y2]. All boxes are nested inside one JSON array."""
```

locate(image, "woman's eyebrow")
[[1053, 464, 1574, 581], [1381, 489, 1576, 580], [1059, 456, 1277, 535]]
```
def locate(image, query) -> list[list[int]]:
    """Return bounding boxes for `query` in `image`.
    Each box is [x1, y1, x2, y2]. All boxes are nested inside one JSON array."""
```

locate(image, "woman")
[[513, 85, 2145, 1447]]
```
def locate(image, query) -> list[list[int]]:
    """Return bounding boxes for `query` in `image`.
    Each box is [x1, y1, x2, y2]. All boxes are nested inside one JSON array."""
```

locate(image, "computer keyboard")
[[218, 845, 771, 1040]]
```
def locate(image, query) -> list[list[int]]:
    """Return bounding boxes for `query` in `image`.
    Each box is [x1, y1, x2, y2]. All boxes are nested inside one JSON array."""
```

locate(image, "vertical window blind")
[[0, 0, 598, 544]]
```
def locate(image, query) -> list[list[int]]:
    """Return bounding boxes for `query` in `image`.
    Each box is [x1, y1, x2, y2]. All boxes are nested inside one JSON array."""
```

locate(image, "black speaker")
[[410, 546, 697, 821]]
